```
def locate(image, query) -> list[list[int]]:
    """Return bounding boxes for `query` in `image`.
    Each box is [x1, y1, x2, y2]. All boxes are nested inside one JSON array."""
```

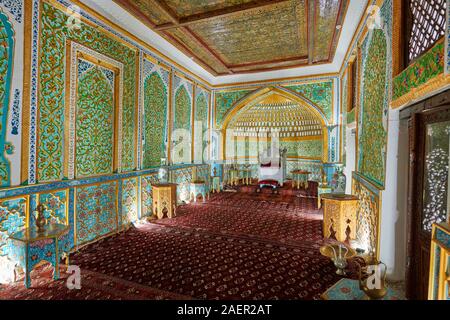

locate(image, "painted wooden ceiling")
[[114, 0, 349, 75]]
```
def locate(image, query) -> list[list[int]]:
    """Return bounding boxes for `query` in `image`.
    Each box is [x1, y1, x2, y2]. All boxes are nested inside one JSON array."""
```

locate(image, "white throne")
[[258, 147, 287, 186]]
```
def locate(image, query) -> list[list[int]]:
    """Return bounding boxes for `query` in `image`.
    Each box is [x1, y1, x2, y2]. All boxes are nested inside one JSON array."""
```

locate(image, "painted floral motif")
[[76, 182, 117, 246], [121, 178, 138, 225], [215, 89, 252, 127], [38, 2, 137, 182], [0, 197, 26, 256], [358, 29, 388, 187], [38, 190, 68, 226], [392, 41, 444, 100], [174, 86, 192, 131], [0, 11, 14, 187], [281, 139, 322, 159], [284, 81, 333, 121], [0, 0, 23, 23], [76, 66, 114, 177], [195, 92, 208, 162], [143, 72, 168, 168]]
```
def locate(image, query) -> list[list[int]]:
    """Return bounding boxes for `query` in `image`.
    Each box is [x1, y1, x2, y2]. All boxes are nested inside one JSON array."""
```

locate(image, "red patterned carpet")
[[0, 191, 359, 300], [154, 193, 324, 250], [0, 264, 190, 300]]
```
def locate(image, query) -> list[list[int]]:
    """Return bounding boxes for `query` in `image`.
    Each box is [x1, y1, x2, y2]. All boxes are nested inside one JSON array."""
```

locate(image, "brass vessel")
[[320, 243, 356, 275], [358, 257, 388, 300], [35, 203, 47, 233]]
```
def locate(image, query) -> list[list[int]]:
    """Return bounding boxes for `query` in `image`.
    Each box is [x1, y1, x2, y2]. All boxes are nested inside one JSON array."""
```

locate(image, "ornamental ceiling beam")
[[155, 0, 292, 31], [151, 0, 232, 74]]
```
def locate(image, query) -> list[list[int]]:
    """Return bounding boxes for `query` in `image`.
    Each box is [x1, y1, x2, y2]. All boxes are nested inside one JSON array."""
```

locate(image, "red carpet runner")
[[0, 192, 357, 300]]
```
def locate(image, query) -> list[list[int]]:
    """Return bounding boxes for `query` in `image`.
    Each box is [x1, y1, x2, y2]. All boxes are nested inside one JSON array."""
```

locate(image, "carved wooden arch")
[[220, 86, 329, 162]]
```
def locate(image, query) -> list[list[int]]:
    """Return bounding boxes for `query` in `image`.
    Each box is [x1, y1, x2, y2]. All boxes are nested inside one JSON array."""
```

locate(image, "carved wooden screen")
[[406, 0, 446, 64], [349, 57, 358, 112]]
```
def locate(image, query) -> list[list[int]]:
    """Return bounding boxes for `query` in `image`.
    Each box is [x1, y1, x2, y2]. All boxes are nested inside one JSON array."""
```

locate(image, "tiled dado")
[[0, 164, 209, 252]]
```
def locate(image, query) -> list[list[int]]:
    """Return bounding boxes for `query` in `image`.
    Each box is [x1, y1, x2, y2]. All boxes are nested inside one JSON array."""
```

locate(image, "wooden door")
[[406, 91, 450, 299]]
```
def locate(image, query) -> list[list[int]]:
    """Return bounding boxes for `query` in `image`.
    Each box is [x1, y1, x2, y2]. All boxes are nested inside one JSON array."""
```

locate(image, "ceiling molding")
[[79, 0, 369, 86]]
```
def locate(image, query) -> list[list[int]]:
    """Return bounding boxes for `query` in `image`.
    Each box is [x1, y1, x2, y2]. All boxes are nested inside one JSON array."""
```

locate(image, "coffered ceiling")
[[113, 0, 349, 76]]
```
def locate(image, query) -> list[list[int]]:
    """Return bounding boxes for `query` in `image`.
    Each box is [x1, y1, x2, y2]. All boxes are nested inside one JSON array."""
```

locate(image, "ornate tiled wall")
[[0, 163, 209, 254], [75, 181, 118, 247], [3, 0, 212, 188], [283, 81, 334, 122], [214, 89, 253, 128], [280, 139, 323, 160], [194, 88, 209, 163], [141, 59, 169, 168], [0, 1, 24, 188], [0, 0, 214, 260], [37, 1, 136, 181], [357, 0, 392, 189], [0, 196, 27, 257], [213, 78, 338, 163], [120, 178, 138, 228], [338, 0, 392, 258]]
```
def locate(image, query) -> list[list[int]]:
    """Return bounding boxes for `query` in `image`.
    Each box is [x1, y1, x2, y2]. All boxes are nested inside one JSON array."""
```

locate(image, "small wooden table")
[[321, 193, 359, 242], [291, 170, 311, 189], [9, 223, 70, 288], [190, 180, 209, 203], [152, 183, 177, 219], [322, 278, 404, 300]]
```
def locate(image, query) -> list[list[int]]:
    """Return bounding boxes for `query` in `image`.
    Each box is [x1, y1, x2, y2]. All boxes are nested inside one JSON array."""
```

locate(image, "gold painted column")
[[321, 194, 359, 242]]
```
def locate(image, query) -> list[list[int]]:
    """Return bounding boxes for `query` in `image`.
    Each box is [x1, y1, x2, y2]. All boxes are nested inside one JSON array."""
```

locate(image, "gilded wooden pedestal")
[[321, 193, 359, 242], [152, 183, 177, 219]]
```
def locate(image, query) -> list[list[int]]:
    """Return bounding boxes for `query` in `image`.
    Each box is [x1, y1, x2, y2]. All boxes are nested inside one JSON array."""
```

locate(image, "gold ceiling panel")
[[164, 0, 257, 18], [113, 0, 348, 75], [313, 0, 344, 62], [165, 29, 231, 74], [190, 1, 308, 66]]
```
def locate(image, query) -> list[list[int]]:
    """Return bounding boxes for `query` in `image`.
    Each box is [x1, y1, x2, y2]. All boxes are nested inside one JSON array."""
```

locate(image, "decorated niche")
[[0, 10, 15, 187], [75, 60, 116, 178], [194, 88, 209, 163], [221, 87, 329, 163], [36, 1, 137, 183], [172, 76, 193, 164], [142, 68, 169, 168]]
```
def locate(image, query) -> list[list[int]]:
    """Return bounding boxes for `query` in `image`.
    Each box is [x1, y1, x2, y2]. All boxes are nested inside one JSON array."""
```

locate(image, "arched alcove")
[[220, 87, 329, 164]]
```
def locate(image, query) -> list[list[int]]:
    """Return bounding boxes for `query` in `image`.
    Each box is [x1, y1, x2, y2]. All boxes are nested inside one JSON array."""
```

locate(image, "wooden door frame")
[[402, 89, 450, 299]]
